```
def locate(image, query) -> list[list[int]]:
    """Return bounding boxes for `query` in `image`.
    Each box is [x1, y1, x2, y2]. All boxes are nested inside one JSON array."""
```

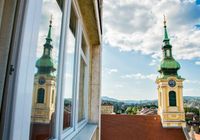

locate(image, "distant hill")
[[101, 96, 157, 104], [102, 96, 157, 104], [184, 96, 200, 108], [101, 96, 119, 102], [102, 96, 200, 108]]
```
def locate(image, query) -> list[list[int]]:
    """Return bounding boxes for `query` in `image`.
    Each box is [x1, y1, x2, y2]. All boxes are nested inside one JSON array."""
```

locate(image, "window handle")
[[9, 65, 15, 75]]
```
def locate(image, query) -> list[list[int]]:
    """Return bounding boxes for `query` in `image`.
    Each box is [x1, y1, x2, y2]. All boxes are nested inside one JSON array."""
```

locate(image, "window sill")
[[72, 124, 97, 140]]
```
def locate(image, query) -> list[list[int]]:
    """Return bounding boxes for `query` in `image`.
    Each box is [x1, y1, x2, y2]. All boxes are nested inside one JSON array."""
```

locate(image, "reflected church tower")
[[156, 16, 186, 128], [31, 18, 56, 123]]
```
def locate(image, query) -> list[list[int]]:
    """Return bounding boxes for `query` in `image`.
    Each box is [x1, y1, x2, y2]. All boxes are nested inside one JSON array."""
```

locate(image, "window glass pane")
[[78, 57, 87, 122], [37, 88, 45, 103], [169, 91, 176, 106], [30, 0, 62, 140], [63, 5, 77, 130]]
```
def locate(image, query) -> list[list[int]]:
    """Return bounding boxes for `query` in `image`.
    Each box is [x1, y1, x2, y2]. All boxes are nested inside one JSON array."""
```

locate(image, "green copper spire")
[[158, 16, 181, 78], [46, 16, 52, 44], [35, 17, 56, 76], [163, 15, 170, 43]]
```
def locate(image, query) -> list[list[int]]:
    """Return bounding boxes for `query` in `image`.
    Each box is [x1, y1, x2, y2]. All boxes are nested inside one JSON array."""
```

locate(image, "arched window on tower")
[[169, 91, 176, 106], [52, 90, 54, 104], [37, 88, 45, 103]]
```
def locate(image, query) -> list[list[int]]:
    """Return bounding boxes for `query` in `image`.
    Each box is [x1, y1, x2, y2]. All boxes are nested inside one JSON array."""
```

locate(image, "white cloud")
[[149, 59, 158, 66], [195, 61, 200, 65], [108, 68, 118, 74], [115, 84, 124, 88], [184, 88, 195, 92], [103, 0, 200, 61], [103, 68, 118, 75], [36, 0, 62, 62], [121, 73, 157, 81], [185, 79, 200, 84], [102, 68, 119, 78]]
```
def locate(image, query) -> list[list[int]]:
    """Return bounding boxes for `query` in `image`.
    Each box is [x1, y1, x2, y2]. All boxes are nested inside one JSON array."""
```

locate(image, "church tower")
[[31, 18, 56, 124], [156, 16, 186, 128]]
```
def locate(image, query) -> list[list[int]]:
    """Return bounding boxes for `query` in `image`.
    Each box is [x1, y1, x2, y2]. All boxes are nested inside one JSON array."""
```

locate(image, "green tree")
[[125, 106, 138, 115]]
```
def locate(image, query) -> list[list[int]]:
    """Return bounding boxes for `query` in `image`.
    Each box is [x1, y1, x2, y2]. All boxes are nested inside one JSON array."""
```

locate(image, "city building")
[[156, 16, 186, 128], [31, 18, 56, 124], [0, 0, 198, 140], [101, 115, 186, 140], [138, 108, 157, 115], [0, 0, 102, 140], [101, 104, 115, 114]]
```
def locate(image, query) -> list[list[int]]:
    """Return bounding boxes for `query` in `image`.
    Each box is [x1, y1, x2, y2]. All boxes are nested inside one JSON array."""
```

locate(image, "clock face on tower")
[[39, 77, 46, 85], [168, 79, 176, 87]]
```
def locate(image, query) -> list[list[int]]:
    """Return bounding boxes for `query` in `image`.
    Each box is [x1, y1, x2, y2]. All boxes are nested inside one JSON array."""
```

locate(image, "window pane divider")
[[74, 20, 82, 130], [84, 64, 89, 120], [54, 0, 72, 139]]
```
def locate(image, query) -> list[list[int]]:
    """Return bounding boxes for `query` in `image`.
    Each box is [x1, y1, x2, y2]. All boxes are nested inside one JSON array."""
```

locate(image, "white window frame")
[[58, 0, 79, 138], [9, 0, 43, 139], [8, 0, 91, 139], [59, 0, 90, 139], [76, 29, 90, 128]]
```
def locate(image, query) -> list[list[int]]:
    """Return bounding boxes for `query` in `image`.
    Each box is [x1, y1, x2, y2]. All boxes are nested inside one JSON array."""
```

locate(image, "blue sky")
[[102, 0, 200, 100]]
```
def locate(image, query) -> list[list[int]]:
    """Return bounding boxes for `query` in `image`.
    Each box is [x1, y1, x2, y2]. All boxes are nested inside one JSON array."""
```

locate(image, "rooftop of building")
[[195, 133, 200, 140], [138, 108, 157, 115], [101, 103, 114, 106], [101, 114, 186, 140]]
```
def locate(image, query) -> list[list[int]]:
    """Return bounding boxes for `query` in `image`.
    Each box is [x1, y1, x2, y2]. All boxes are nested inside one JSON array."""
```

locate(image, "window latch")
[[9, 65, 15, 75]]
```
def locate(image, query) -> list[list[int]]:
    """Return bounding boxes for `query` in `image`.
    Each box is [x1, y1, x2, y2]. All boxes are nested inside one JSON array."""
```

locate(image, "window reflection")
[[30, 0, 62, 140], [78, 57, 86, 122], [63, 5, 77, 130], [37, 88, 45, 103]]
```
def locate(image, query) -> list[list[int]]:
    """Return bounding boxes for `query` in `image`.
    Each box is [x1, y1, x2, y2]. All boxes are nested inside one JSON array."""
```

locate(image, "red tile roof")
[[195, 133, 200, 140], [101, 114, 186, 140]]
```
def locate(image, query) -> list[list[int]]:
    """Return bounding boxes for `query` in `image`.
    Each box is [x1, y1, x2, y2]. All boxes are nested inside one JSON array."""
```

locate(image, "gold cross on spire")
[[163, 14, 167, 27], [50, 14, 53, 25]]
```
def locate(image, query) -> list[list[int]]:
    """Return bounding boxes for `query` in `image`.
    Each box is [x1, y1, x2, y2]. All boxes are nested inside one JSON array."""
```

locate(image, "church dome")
[[36, 56, 55, 69], [158, 58, 180, 72], [36, 56, 56, 74]]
